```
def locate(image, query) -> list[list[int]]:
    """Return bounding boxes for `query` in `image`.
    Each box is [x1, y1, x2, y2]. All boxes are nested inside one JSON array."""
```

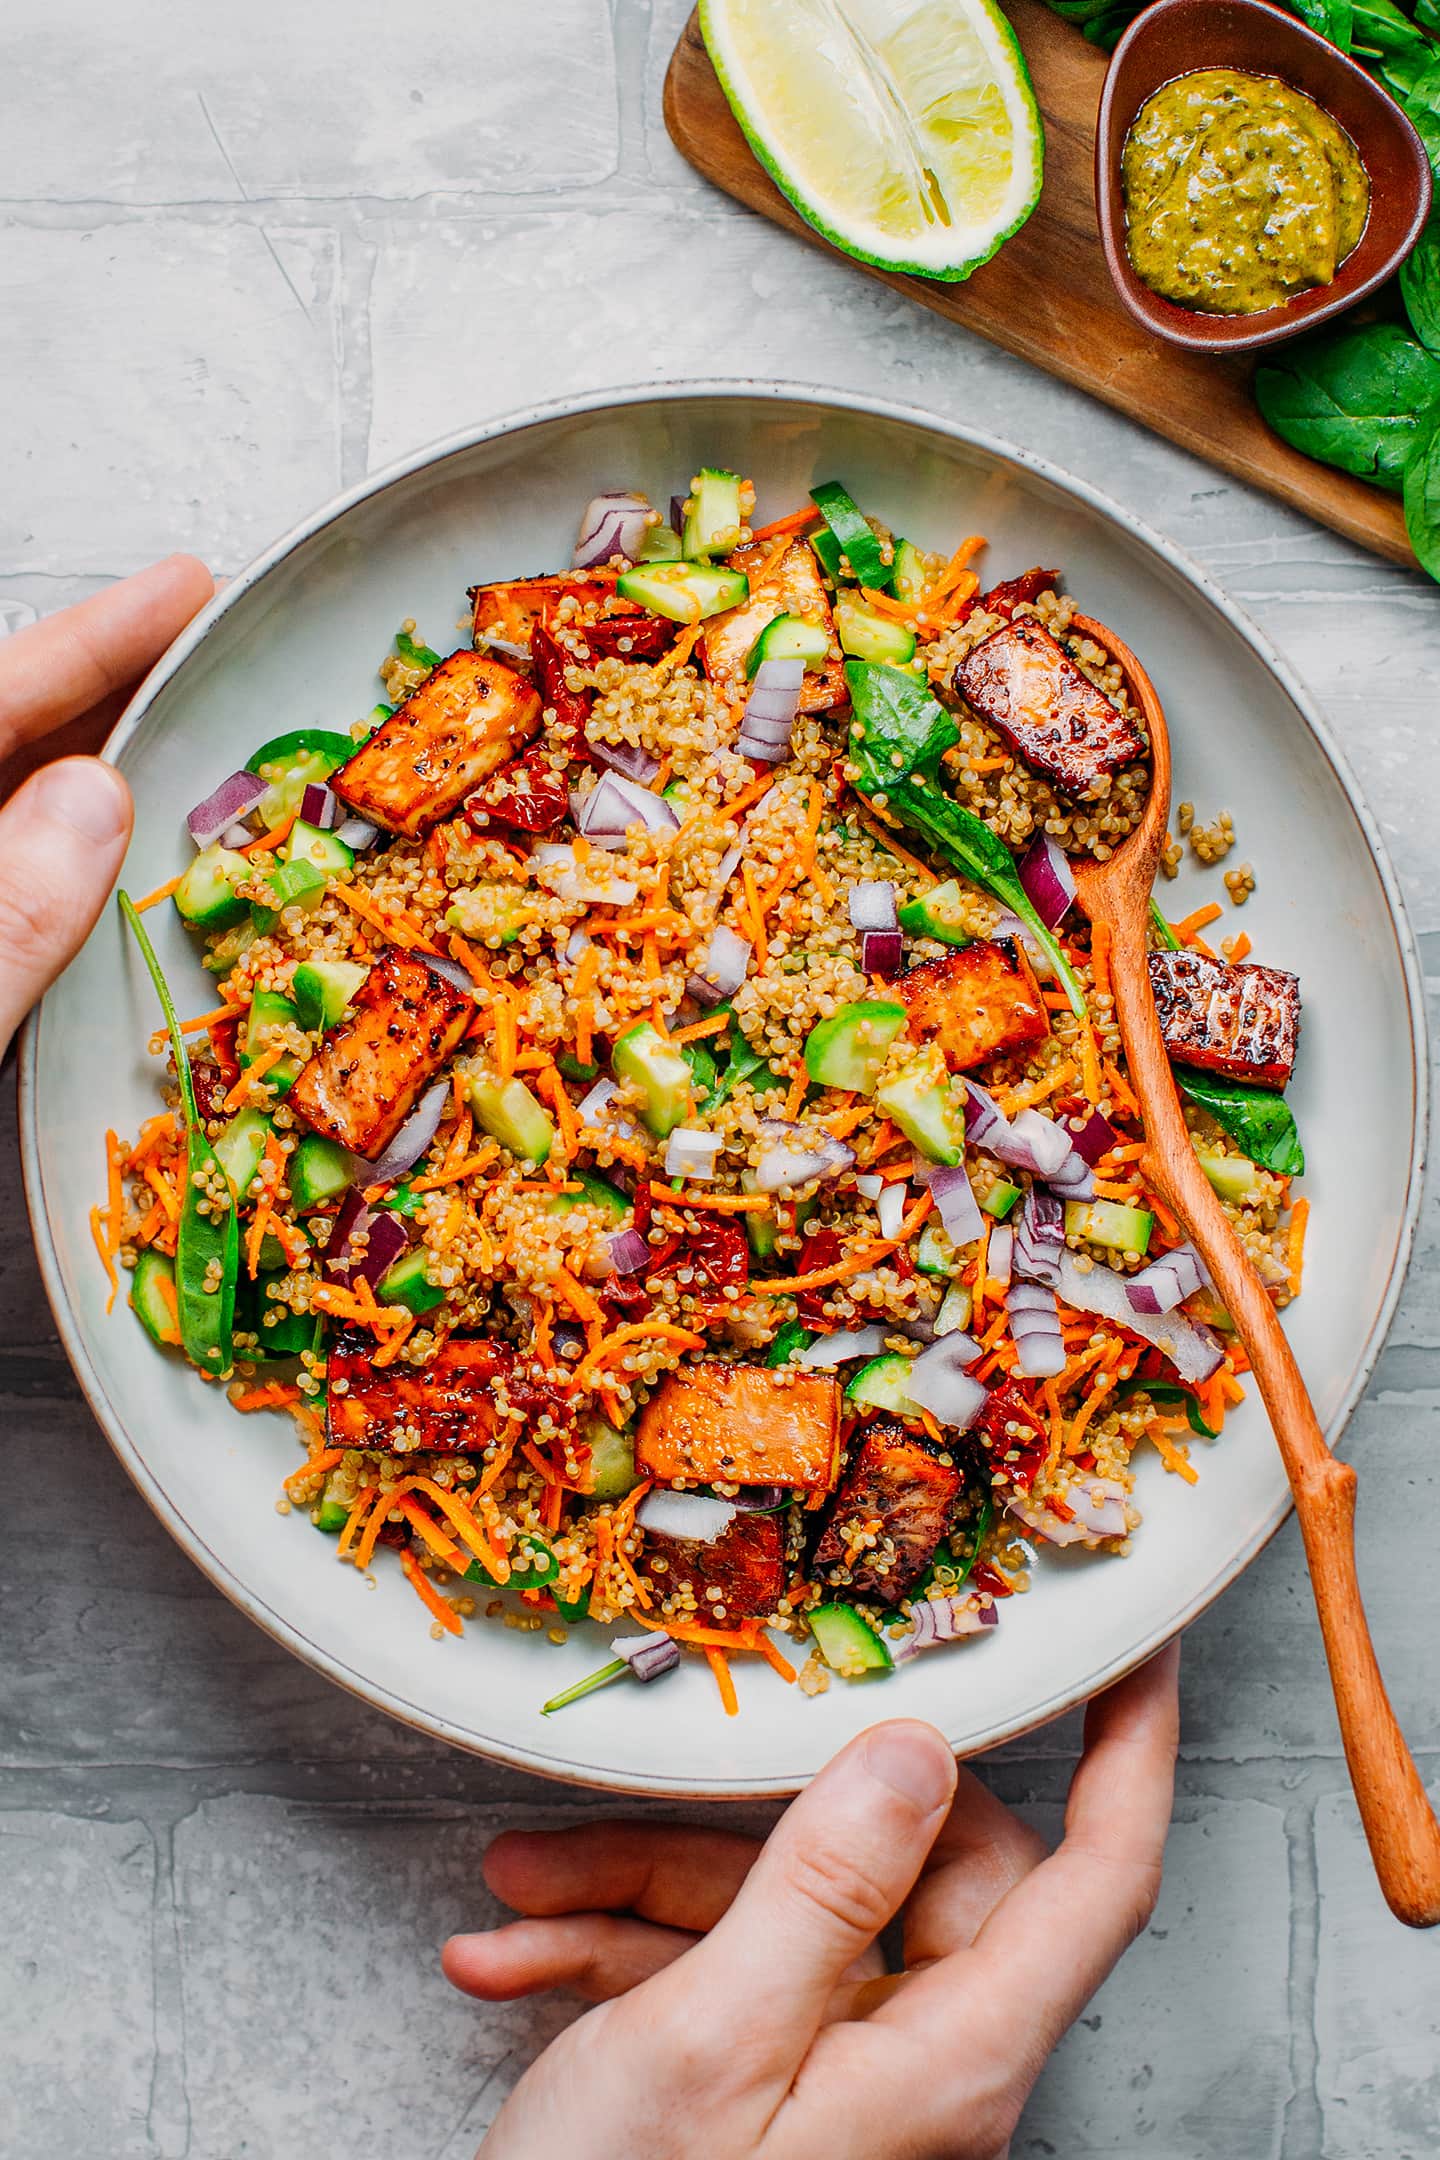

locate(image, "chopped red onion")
[[1017, 834, 1077, 929], [861, 928, 904, 979], [876, 1181, 907, 1241], [611, 1632, 680, 1682], [917, 1162, 984, 1246], [892, 1594, 998, 1660], [664, 1127, 722, 1181], [221, 820, 255, 847], [1014, 1187, 1065, 1286], [186, 770, 268, 849], [1056, 1251, 1224, 1383], [587, 735, 662, 786], [715, 843, 744, 888], [576, 772, 679, 844], [299, 782, 338, 830], [1006, 1279, 1066, 1378], [533, 843, 639, 907], [1006, 1110, 1072, 1178], [322, 1193, 410, 1289], [364, 1080, 450, 1187], [607, 1227, 650, 1276], [987, 1225, 1014, 1287], [1061, 1105, 1119, 1165], [1045, 1150, 1096, 1202], [475, 628, 532, 664], [854, 1173, 884, 1201], [669, 494, 686, 535], [1124, 1243, 1209, 1316], [422, 953, 474, 995], [795, 1324, 888, 1368], [573, 491, 653, 569], [637, 1491, 737, 1544], [753, 1118, 855, 1193], [848, 880, 898, 932], [737, 659, 801, 763], [1011, 1477, 1129, 1545], [335, 815, 380, 850], [963, 1080, 1009, 1149], [564, 927, 592, 964], [732, 1486, 787, 1511], [686, 924, 751, 1008], [903, 1334, 987, 1426]]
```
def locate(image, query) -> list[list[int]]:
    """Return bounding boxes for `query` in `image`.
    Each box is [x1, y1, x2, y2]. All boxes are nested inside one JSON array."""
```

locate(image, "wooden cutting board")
[[664, 2, 1414, 570]]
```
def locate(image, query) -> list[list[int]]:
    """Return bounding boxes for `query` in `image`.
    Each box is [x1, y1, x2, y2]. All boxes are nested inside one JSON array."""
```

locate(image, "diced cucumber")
[[1196, 1148, 1260, 1205], [584, 1416, 640, 1500], [875, 1046, 965, 1166], [809, 1602, 894, 1676], [846, 1352, 922, 1418], [241, 990, 303, 1094], [291, 958, 369, 1033], [375, 1178, 423, 1218], [897, 878, 974, 948], [803, 999, 907, 1096], [313, 1472, 351, 1535], [982, 1180, 1022, 1220], [394, 628, 443, 673], [615, 562, 749, 623], [746, 612, 831, 676], [891, 538, 930, 609], [462, 1064, 555, 1166], [557, 1052, 599, 1084], [810, 525, 844, 585], [213, 1106, 273, 1202], [681, 466, 743, 559], [547, 1170, 630, 1223], [203, 918, 259, 975], [245, 729, 354, 826], [466, 1529, 559, 1591], [289, 1134, 355, 1212], [249, 858, 326, 934], [130, 1249, 179, 1347], [810, 481, 891, 592], [637, 522, 683, 563], [915, 1223, 957, 1277], [835, 594, 916, 666], [445, 886, 534, 948], [282, 819, 355, 879], [935, 1282, 974, 1336], [1065, 1199, 1154, 1256], [250, 1275, 316, 1357], [175, 844, 251, 932], [611, 1020, 693, 1138], [375, 1246, 444, 1316]]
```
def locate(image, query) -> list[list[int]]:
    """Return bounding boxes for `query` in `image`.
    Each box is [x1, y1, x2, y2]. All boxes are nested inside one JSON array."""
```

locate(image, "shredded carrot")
[[132, 873, 184, 912], [664, 621, 703, 676], [750, 1190, 932, 1296], [490, 990, 517, 1080], [782, 1067, 808, 1122], [648, 1185, 769, 1213], [923, 534, 986, 609], [1066, 1378, 1113, 1456], [283, 1447, 345, 1495], [741, 861, 769, 967], [570, 944, 601, 1068], [396, 1494, 467, 1568], [90, 1205, 119, 1311], [337, 1485, 378, 1558], [446, 930, 496, 987], [749, 504, 820, 543], [310, 1282, 409, 1331], [754, 1633, 797, 1683], [1080, 1027, 1103, 1106], [231, 1381, 302, 1411], [372, 1314, 418, 1367], [722, 767, 780, 821], [1147, 1423, 1199, 1484], [172, 1002, 245, 1035], [400, 1548, 463, 1635], [551, 1262, 605, 1329], [1218, 1370, 1246, 1405], [1173, 902, 1223, 942], [1105, 1060, 1141, 1118], [1227, 931, 1253, 962], [534, 1066, 579, 1158], [223, 1043, 285, 1111], [240, 809, 301, 857], [668, 1010, 732, 1046], [572, 1321, 707, 1391], [1287, 1196, 1310, 1295], [705, 1646, 739, 1717], [1090, 920, 1112, 1005], [852, 803, 941, 889], [1150, 1194, 1181, 1240]]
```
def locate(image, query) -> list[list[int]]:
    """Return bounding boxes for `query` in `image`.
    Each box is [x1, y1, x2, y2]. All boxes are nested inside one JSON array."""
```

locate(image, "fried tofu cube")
[[814, 1419, 962, 1600], [333, 651, 541, 837], [635, 1361, 841, 1495], [641, 1510, 785, 1622], [702, 537, 847, 713], [1148, 947, 1300, 1089], [288, 949, 471, 1159], [955, 618, 1146, 799], [325, 1330, 539, 1454], [896, 939, 1049, 1073], [470, 570, 619, 647]]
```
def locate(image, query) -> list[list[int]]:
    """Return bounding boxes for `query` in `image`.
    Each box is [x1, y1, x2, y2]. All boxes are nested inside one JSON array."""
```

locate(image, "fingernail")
[[862, 1722, 956, 1815], [34, 759, 130, 845]]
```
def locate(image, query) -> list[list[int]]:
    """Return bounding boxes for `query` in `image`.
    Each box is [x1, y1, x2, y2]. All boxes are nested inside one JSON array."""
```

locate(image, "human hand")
[[444, 1640, 1180, 2160], [0, 556, 215, 1058]]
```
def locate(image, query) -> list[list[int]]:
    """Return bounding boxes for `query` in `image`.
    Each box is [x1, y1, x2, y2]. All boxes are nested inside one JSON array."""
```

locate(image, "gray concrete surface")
[[3, 3, 1437, 2152]]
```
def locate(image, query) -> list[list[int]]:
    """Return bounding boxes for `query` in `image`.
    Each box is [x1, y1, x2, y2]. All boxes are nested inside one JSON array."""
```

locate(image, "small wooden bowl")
[[1095, 0, 1433, 354]]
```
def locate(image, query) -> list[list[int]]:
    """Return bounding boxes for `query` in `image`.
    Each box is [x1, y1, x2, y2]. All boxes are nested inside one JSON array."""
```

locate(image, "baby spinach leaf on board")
[[1254, 325, 1440, 492], [1114, 1379, 1221, 1438], [1402, 216, 1440, 355], [1173, 1067, 1306, 1177], [1402, 400, 1440, 579], [1291, 0, 1355, 51]]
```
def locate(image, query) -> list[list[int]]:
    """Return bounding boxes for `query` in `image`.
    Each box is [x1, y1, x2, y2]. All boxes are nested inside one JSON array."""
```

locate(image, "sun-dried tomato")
[[970, 1560, 1014, 1599], [973, 1379, 1049, 1492], [684, 1219, 750, 1289], [793, 1227, 842, 1327], [576, 612, 674, 664], [469, 750, 570, 833], [530, 623, 593, 746], [978, 568, 1059, 623]]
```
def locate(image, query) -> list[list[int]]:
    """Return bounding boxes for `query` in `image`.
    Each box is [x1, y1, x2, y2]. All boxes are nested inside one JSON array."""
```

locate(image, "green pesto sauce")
[[1121, 68, 1369, 315]]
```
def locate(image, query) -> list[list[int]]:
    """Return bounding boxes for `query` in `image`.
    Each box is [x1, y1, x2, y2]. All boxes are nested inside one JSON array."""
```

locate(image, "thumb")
[[0, 757, 133, 1053], [685, 1720, 956, 2064]]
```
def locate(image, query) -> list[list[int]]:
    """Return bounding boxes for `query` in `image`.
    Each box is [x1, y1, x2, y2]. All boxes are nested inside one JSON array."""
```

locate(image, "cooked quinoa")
[[99, 471, 1309, 1716]]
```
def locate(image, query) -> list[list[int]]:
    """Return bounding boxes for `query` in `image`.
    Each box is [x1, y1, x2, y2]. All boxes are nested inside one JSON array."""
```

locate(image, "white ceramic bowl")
[[21, 383, 1427, 1796]]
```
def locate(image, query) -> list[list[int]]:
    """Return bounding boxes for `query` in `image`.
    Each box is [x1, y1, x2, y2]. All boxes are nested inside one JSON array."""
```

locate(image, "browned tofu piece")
[[896, 939, 1049, 1073], [702, 537, 847, 713], [814, 1419, 962, 1600], [288, 950, 471, 1160], [470, 570, 618, 646], [333, 651, 541, 837], [326, 1330, 569, 1453], [635, 1361, 841, 1495], [1148, 947, 1300, 1089], [641, 1510, 785, 1623], [955, 618, 1146, 799]]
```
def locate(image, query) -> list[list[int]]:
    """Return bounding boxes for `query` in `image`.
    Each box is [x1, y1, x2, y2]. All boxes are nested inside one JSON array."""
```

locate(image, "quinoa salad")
[[98, 470, 1309, 1715]]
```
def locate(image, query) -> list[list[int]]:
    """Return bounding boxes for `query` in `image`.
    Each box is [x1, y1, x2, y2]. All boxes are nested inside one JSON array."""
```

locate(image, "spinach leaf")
[[1349, 0, 1431, 52], [707, 1011, 785, 1109], [1114, 1379, 1221, 1439], [1403, 399, 1440, 579], [1255, 324, 1440, 492], [1401, 214, 1440, 356], [1291, 0, 1355, 50], [1173, 1067, 1306, 1176], [1416, 0, 1440, 38], [844, 661, 1089, 1017]]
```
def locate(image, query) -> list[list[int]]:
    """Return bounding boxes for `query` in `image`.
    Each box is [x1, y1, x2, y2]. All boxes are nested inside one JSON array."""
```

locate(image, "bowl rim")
[[19, 375, 1431, 1796], [1095, 0, 1434, 356]]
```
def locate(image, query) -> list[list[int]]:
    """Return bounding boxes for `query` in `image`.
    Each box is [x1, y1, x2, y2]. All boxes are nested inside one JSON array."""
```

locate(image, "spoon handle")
[[1099, 896, 1440, 1928]]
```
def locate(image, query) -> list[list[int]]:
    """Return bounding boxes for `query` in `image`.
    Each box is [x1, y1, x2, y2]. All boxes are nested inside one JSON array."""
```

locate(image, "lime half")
[[700, 0, 1044, 281]]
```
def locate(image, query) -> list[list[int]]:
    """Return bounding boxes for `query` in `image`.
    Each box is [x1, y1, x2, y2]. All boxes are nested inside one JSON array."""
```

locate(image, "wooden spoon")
[[1068, 611, 1440, 1929]]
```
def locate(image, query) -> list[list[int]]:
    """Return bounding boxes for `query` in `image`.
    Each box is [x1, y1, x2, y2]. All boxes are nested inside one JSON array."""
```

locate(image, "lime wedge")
[[700, 0, 1044, 281]]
